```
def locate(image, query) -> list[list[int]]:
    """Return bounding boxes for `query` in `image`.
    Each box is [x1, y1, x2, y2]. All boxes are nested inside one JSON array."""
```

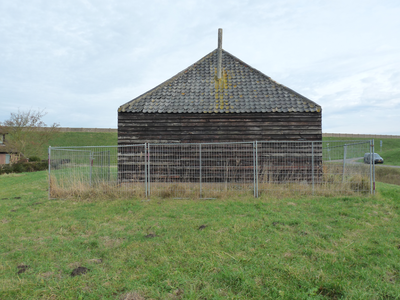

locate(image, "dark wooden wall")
[[118, 112, 322, 145]]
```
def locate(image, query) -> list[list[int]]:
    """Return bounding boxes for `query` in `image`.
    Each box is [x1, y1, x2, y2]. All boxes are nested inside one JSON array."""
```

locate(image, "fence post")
[[199, 144, 202, 198], [48, 146, 51, 200], [107, 150, 111, 182], [89, 151, 93, 187], [145, 143, 148, 198], [252, 142, 255, 197], [312, 142, 314, 195], [372, 139, 375, 195], [148, 144, 151, 196], [370, 140, 373, 195], [342, 144, 347, 183], [255, 141, 258, 198], [327, 143, 331, 161]]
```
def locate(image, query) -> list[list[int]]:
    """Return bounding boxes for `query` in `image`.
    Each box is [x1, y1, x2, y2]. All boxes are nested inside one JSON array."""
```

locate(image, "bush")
[[0, 161, 48, 175], [0, 164, 13, 175], [28, 156, 42, 162]]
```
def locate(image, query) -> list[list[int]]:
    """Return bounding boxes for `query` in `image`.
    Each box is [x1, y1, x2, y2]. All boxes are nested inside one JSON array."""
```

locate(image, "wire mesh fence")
[[49, 144, 146, 199], [49, 140, 375, 199]]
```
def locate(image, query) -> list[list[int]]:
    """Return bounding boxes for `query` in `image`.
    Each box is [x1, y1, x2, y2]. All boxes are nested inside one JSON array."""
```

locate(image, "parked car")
[[364, 153, 384, 164]]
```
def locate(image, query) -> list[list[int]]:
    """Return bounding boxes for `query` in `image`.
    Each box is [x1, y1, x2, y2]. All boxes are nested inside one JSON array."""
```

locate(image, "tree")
[[0, 109, 60, 159]]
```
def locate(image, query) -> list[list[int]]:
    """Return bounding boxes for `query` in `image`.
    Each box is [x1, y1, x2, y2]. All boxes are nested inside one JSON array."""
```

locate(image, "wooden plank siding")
[[117, 142, 323, 184], [118, 112, 322, 145], [118, 112, 322, 184]]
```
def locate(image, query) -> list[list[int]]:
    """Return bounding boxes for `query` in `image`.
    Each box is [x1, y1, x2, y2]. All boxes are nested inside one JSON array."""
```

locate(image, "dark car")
[[364, 153, 384, 164]]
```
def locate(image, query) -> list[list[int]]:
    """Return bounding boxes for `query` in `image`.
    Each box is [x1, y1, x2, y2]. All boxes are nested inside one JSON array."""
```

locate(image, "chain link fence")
[[49, 140, 375, 199]]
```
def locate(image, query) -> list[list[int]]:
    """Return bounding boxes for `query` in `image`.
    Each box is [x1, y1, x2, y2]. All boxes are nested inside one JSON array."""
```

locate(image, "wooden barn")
[[118, 30, 321, 144], [117, 30, 322, 186]]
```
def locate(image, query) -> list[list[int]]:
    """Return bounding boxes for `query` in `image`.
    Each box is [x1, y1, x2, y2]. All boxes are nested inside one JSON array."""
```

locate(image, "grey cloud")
[[1, 0, 399, 135]]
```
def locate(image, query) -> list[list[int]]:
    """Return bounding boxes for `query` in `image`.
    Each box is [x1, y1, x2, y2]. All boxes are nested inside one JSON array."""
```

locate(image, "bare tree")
[[1, 109, 60, 159]]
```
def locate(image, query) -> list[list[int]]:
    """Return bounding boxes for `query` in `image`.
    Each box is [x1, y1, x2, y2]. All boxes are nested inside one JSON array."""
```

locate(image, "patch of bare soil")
[[17, 264, 29, 274], [198, 225, 207, 230], [71, 266, 90, 277]]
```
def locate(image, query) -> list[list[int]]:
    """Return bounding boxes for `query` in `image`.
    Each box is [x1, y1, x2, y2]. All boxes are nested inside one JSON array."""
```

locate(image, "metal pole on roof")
[[217, 28, 223, 79]]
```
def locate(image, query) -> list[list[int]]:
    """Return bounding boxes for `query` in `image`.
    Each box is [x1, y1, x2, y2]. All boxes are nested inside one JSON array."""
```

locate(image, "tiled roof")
[[119, 49, 321, 114]]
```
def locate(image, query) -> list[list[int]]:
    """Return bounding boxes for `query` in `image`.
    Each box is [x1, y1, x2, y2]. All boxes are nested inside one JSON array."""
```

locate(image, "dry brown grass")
[[152, 182, 254, 199], [49, 176, 145, 200], [375, 166, 400, 185], [50, 167, 371, 200]]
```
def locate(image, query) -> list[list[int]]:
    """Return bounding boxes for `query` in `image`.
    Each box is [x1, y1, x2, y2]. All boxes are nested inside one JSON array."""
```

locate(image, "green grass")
[[49, 132, 117, 148], [35, 132, 117, 159], [1, 172, 400, 299], [323, 137, 400, 166]]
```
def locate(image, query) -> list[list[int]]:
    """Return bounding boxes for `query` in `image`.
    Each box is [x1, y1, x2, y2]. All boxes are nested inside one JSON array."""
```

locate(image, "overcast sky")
[[1, 0, 399, 134]]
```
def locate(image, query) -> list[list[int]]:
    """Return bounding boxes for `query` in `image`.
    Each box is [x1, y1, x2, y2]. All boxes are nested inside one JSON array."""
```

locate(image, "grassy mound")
[[1, 171, 400, 299]]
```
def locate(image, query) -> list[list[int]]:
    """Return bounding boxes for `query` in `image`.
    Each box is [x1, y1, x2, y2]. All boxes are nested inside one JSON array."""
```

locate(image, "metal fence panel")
[[257, 140, 372, 196], [199, 142, 254, 198], [147, 143, 200, 198], [49, 145, 146, 198], [321, 140, 372, 195], [49, 140, 374, 199], [257, 141, 321, 195]]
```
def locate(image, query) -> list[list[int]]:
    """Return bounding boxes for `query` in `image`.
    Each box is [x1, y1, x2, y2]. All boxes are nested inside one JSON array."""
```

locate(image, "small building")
[[0, 131, 8, 164], [0, 130, 14, 165], [118, 30, 321, 145], [117, 30, 322, 184]]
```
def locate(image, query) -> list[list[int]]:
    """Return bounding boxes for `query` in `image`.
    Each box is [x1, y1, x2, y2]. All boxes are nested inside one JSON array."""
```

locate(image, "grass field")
[[35, 132, 118, 159], [1, 171, 400, 299]]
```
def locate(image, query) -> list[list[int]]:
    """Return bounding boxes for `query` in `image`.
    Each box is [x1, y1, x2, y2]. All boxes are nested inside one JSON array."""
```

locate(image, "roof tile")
[[119, 49, 321, 114]]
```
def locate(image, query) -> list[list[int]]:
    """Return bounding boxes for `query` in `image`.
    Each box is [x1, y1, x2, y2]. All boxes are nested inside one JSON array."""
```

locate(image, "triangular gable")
[[119, 49, 321, 114]]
